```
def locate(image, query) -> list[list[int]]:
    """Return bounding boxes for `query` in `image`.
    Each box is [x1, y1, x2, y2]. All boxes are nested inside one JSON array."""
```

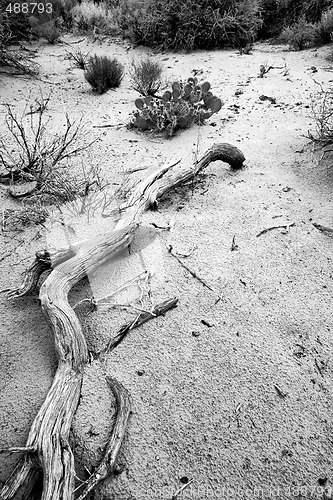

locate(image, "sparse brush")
[[279, 16, 318, 50], [130, 58, 163, 96], [3, 203, 49, 230], [0, 16, 39, 74], [32, 20, 61, 44], [309, 84, 333, 148], [315, 8, 333, 45], [129, 78, 223, 138], [0, 96, 98, 203], [66, 47, 91, 69], [84, 55, 124, 94], [71, 1, 119, 34]]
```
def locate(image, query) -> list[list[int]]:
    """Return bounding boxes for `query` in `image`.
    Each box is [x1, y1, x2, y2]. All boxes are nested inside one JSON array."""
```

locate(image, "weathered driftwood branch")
[[1, 143, 245, 500], [75, 377, 132, 500]]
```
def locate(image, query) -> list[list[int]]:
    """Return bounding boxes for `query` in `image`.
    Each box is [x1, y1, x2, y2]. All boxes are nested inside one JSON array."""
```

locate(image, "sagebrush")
[[84, 55, 124, 93]]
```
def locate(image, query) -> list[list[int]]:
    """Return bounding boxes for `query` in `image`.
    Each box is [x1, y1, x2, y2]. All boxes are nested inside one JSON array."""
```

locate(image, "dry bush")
[[279, 16, 318, 50], [65, 46, 91, 69], [0, 98, 99, 203], [130, 58, 163, 96], [71, 1, 119, 34], [0, 8, 39, 74], [84, 55, 124, 93], [118, 0, 262, 51], [32, 20, 61, 43], [316, 8, 333, 45], [309, 84, 333, 148]]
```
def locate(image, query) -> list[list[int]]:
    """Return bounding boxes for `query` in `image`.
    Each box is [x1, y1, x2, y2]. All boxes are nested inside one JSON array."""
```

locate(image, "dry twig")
[[256, 222, 295, 237], [167, 244, 214, 291], [172, 478, 194, 499]]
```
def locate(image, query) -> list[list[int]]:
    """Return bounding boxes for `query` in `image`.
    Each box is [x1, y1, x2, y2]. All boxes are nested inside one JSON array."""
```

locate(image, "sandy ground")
[[1, 35, 333, 500]]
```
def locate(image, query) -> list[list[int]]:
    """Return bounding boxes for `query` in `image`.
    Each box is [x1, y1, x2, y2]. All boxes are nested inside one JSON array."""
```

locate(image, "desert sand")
[[1, 36, 333, 499]]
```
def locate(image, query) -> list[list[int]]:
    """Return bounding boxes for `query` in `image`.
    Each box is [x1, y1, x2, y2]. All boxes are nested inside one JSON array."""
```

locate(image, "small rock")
[[192, 331, 200, 337], [137, 369, 145, 376], [114, 464, 124, 475]]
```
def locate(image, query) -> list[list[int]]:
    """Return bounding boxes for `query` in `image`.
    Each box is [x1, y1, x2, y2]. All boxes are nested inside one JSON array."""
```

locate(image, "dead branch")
[[1, 142, 244, 500], [172, 478, 194, 499], [167, 244, 214, 292], [105, 297, 179, 353], [256, 222, 295, 237]]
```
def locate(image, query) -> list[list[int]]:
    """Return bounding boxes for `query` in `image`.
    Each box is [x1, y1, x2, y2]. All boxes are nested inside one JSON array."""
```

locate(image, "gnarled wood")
[[1, 143, 245, 500], [76, 377, 132, 500]]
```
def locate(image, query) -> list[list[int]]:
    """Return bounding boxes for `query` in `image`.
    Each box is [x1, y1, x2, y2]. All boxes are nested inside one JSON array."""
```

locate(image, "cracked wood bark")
[[0, 143, 245, 500]]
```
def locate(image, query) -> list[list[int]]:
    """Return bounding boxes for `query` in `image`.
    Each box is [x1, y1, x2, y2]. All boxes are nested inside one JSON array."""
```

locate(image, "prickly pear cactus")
[[129, 77, 223, 137]]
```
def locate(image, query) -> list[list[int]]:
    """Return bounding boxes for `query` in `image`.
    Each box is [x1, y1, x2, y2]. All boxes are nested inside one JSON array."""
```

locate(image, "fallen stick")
[[256, 222, 295, 237], [105, 297, 179, 353], [172, 478, 194, 499], [167, 244, 215, 292]]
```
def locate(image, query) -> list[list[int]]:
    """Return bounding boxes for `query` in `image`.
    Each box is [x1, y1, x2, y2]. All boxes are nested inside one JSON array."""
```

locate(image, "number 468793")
[[6, 3, 53, 14]]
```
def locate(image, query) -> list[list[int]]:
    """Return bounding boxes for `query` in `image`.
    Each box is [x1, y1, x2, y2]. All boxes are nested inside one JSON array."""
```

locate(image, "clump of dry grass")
[[3, 203, 49, 231], [84, 55, 124, 93], [65, 46, 91, 69], [130, 58, 163, 96]]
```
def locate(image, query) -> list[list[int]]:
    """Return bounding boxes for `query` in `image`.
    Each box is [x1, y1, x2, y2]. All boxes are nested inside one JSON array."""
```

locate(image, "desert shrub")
[[0, 99, 98, 203], [280, 16, 318, 50], [309, 85, 333, 147], [315, 8, 333, 45], [258, 0, 333, 39], [84, 55, 124, 93], [120, 0, 262, 51], [66, 47, 91, 69], [71, 1, 119, 33], [129, 78, 223, 137], [32, 20, 61, 43], [130, 58, 163, 96], [0, 0, 30, 41], [0, 7, 39, 74], [282, 0, 332, 24], [51, 0, 77, 29], [112, 0, 148, 37]]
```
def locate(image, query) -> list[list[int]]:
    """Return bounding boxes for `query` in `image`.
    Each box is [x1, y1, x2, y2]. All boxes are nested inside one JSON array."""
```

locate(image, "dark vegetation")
[[1, 0, 333, 55], [130, 78, 223, 137], [84, 55, 124, 93]]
